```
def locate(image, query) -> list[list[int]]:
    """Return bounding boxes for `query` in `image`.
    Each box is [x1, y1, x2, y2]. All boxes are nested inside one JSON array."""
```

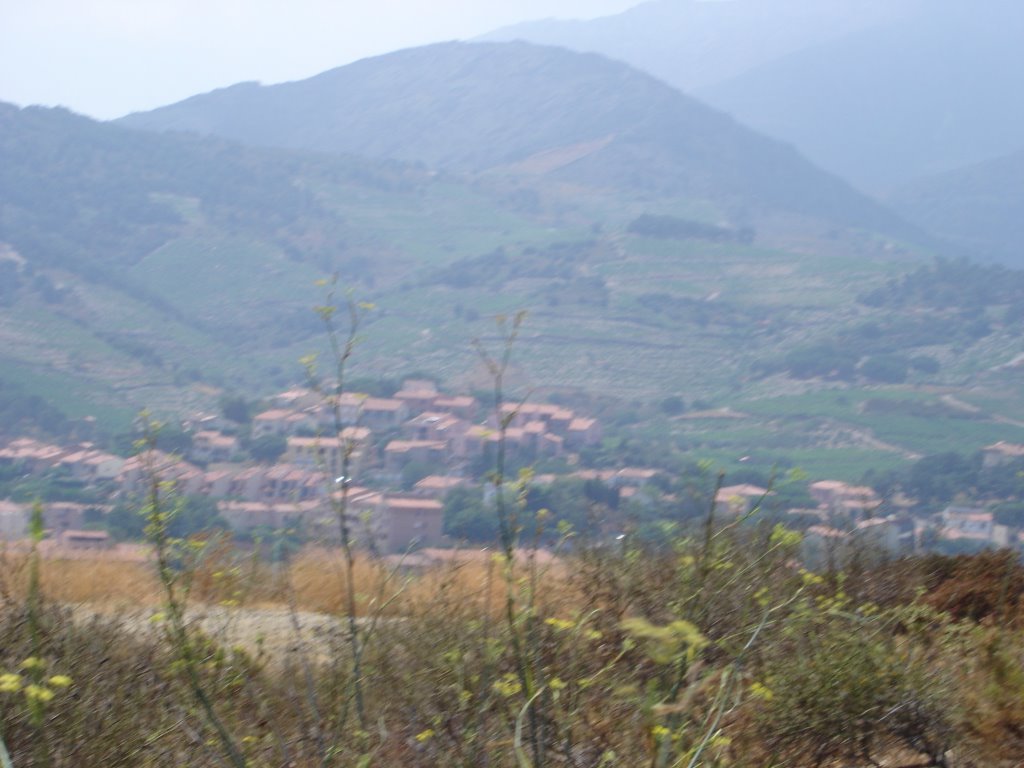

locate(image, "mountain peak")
[[118, 40, 914, 237]]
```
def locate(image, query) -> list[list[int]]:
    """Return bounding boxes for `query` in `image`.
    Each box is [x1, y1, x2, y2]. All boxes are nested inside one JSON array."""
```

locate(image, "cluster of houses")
[[244, 382, 602, 475], [697, 472, 1024, 568], [2, 409, 1023, 566], [0, 381, 603, 554], [796, 477, 1023, 568]]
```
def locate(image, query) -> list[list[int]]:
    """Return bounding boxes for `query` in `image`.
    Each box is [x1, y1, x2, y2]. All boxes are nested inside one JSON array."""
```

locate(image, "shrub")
[[752, 599, 962, 766], [860, 354, 910, 384]]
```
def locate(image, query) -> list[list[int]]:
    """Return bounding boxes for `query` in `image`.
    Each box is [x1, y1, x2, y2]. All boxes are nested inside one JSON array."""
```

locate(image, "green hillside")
[[4, 98, 1024, 476]]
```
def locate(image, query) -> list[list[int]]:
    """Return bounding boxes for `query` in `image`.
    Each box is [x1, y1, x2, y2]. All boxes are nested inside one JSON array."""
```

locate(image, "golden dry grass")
[[287, 547, 576, 618], [0, 553, 160, 608], [0, 545, 577, 620]]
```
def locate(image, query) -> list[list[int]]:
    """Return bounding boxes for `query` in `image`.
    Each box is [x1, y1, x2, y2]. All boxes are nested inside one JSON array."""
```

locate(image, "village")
[[2, 379, 1024, 568]]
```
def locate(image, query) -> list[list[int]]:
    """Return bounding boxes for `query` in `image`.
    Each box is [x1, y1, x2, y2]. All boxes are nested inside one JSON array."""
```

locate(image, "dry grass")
[[288, 547, 578, 619], [1, 534, 1022, 766], [0, 545, 577, 620], [0, 552, 160, 608]]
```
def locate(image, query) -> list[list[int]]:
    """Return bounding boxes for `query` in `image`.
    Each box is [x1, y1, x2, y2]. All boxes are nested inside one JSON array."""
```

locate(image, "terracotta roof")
[[254, 409, 296, 421], [363, 398, 404, 411], [945, 510, 993, 523], [385, 497, 443, 511], [385, 440, 446, 453], [941, 528, 991, 541], [414, 476, 467, 491], [434, 396, 476, 408]]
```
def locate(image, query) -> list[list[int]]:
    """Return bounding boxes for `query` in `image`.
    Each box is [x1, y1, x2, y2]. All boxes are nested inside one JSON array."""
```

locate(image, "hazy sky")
[[1, 0, 640, 120]]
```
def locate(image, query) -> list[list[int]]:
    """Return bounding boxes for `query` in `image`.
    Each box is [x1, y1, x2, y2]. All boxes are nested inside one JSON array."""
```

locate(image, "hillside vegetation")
[[118, 41, 917, 237], [5, 95, 1024, 475]]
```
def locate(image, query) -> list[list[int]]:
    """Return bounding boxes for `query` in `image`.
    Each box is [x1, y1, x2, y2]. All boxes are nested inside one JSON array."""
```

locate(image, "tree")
[[249, 433, 287, 464], [660, 395, 685, 416], [860, 354, 909, 384], [219, 395, 251, 425]]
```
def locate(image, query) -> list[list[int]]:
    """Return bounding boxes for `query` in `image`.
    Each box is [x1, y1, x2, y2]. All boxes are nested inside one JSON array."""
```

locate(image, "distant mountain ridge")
[[117, 41, 918, 239], [481, 0, 909, 93], [479, 0, 1024, 194], [889, 147, 1024, 267], [701, 0, 1024, 191]]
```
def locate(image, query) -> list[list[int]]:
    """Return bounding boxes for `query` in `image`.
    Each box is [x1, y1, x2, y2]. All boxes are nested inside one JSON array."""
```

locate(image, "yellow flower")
[[749, 682, 774, 701], [415, 728, 435, 743], [24, 685, 54, 704], [0, 673, 22, 693], [492, 674, 522, 697], [48, 675, 72, 688], [544, 617, 575, 632], [20, 657, 46, 671]]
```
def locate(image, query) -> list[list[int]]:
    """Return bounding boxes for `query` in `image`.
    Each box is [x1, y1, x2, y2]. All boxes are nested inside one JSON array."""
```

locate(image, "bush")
[[753, 600, 961, 766], [784, 343, 857, 380], [860, 354, 909, 383], [660, 395, 685, 415]]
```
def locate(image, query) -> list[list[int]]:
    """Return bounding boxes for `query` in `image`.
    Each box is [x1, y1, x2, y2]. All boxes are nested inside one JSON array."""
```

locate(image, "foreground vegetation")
[[4, 509, 1024, 766]]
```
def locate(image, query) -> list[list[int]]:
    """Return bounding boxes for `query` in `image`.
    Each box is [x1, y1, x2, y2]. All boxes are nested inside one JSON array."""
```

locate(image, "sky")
[[0, 0, 641, 120]]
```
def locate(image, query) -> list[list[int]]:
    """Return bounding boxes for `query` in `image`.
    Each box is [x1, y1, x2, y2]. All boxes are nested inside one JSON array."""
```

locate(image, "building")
[[809, 480, 881, 520], [190, 431, 239, 464], [251, 409, 317, 439], [384, 440, 448, 474], [982, 441, 1024, 468], [359, 398, 409, 430], [217, 500, 321, 534], [118, 451, 206, 497], [394, 380, 440, 413], [375, 495, 445, 554], [284, 428, 371, 474], [715, 484, 771, 518], [565, 417, 602, 449]]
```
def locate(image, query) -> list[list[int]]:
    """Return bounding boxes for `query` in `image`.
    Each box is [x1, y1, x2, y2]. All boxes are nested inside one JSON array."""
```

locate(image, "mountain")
[[0, 101, 477, 425], [698, 0, 1024, 191], [479, 1, 1024, 194], [117, 41, 917, 238], [888, 148, 1024, 268], [481, 0, 908, 93]]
